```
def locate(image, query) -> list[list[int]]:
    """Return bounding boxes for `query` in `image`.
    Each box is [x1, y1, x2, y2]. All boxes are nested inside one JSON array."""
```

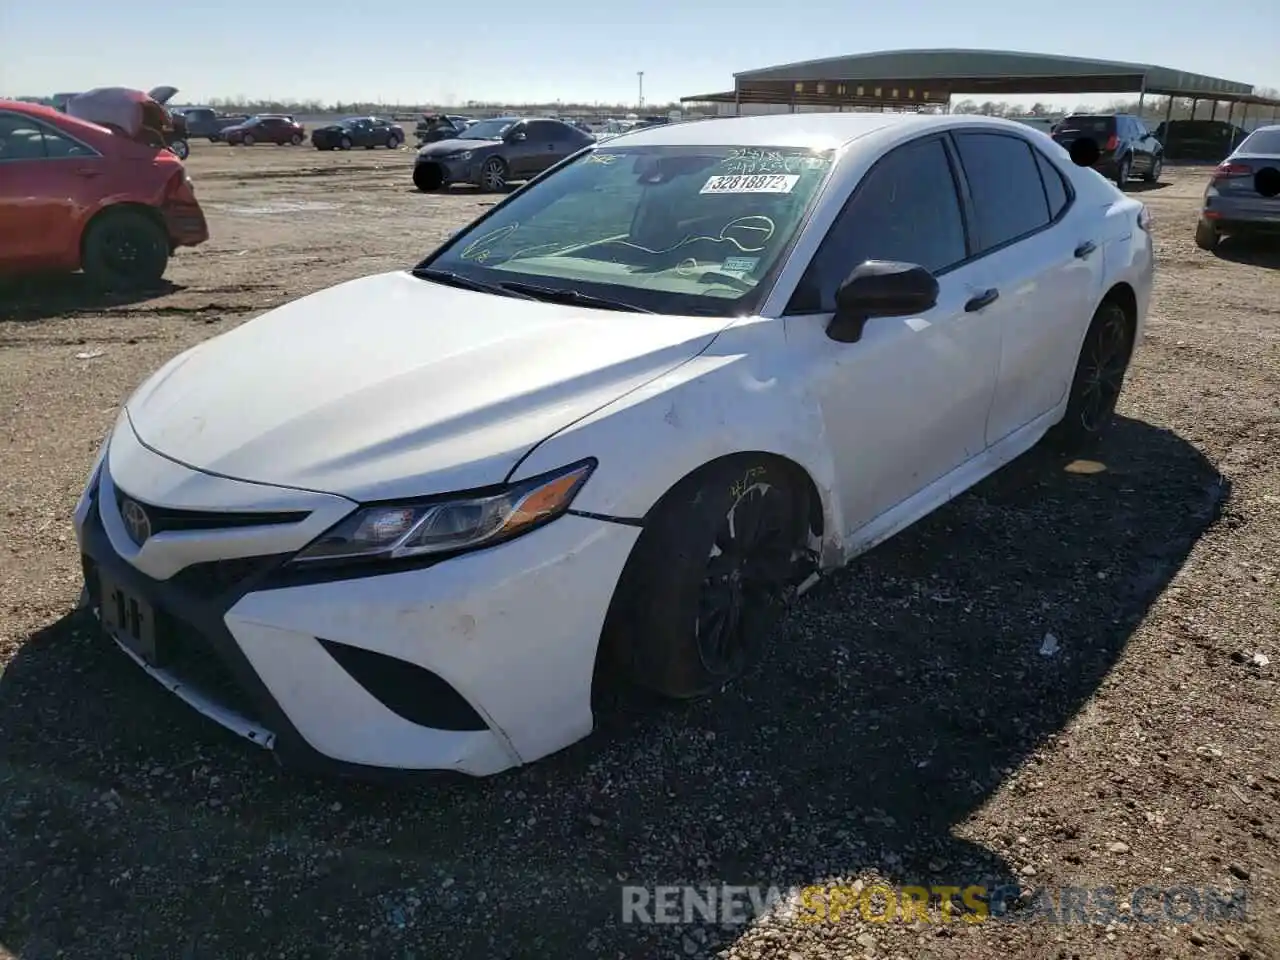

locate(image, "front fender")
[[509, 318, 847, 564]]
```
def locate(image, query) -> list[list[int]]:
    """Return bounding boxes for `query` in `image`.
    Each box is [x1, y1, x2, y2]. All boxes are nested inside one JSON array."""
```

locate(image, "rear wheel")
[[1143, 154, 1163, 183], [1114, 155, 1131, 187], [1049, 300, 1134, 451], [1194, 218, 1221, 251], [243, 133, 255, 146], [82, 209, 170, 292], [599, 457, 811, 700], [340, 135, 353, 150]]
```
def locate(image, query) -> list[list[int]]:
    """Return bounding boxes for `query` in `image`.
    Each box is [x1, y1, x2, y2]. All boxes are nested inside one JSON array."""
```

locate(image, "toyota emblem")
[[120, 498, 152, 546]]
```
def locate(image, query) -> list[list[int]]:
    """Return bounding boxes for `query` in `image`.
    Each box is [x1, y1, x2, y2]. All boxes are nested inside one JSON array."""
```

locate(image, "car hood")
[[420, 137, 499, 155], [125, 271, 732, 502]]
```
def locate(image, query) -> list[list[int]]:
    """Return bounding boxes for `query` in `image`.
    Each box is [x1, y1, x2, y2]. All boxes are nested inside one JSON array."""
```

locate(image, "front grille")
[[112, 486, 308, 535]]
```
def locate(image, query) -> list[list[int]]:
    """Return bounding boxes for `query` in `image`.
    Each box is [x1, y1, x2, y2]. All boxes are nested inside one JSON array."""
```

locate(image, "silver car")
[[1195, 125, 1280, 251]]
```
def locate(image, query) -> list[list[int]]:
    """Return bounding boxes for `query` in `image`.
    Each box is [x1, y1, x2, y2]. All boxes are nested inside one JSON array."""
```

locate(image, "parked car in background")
[[311, 116, 405, 150], [0, 100, 208, 290], [75, 113, 1152, 776], [223, 115, 305, 146], [178, 107, 251, 142], [1153, 119, 1245, 162], [415, 114, 473, 146], [1010, 116, 1057, 135], [1052, 113, 1163, 186], [413, 116, 594, 192], [1195, 125, 1280, 251]]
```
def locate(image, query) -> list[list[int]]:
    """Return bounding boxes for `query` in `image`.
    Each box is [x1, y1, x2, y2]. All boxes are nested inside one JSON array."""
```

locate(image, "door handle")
[[76, 168, 102, 178], [964, 288, 999, 312], [1074, 241, 1097, 259]]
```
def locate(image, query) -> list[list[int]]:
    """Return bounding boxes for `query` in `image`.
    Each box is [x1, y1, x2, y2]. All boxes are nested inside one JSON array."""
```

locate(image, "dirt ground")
[[1, 142, 1278, 960]]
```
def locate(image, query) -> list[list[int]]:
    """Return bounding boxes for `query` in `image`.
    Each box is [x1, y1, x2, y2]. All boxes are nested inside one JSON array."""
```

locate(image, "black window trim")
[[782, 131, 974, 316], [0, 109, 101, 162], [946, 128, 1076, 261]]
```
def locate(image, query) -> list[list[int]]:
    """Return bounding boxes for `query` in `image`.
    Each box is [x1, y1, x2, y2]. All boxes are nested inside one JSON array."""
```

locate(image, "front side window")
[[953, 132, 1052, 252], [787, 136, 967, 314], [420, 144, 835, 316], [40, 124, 95, 158]]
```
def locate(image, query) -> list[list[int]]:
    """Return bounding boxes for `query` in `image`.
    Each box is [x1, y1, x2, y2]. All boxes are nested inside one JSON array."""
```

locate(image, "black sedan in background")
[[413, 116, 594, 192], [312, 116, 405, 150]]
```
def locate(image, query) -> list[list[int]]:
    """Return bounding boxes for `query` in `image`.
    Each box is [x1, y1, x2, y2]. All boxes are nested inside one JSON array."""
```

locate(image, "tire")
[[1050, 300, 1135, 451], [479, 156, 508, 191], [1143, 154, 1163, 183], [168, 139, 190, 160], [1194, 219, 1220, 251], [81, 208, 170, 292], [1114, 155, 1131, 187], [290, 133, 302, 146], [599, 457, 811, 700], [413, 163, 443, 192], [386, 134, 401, 149], [243, 133, 255, 146], [340, 136, 353, 150]]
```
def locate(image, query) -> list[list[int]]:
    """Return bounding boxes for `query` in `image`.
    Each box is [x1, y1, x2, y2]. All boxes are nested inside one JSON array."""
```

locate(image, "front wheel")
[[290, 133, 302, 146], [243, 133, 255, 146], [599, 457, 811, 700], [1143, 155, 1163, 183], [340, 136, 353, 150], [168, 139, 189, 160], [479, 156, 508, 192], [386, 134, 402, 149], [1049, 300, 1134, 451], [81, 209, 170, 292]]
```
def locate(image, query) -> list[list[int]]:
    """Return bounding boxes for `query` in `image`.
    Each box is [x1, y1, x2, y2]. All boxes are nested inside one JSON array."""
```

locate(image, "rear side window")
[[953, 132, 1051, 252], [1033, 149, 1070, 220], [0, 114, 49, 160], [1239, 129, 1280, 155], [786, 135, 967, 313]]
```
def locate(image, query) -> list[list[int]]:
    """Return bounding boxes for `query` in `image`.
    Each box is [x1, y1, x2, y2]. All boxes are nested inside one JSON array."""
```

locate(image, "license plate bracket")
[[98, 572, 161, 666]]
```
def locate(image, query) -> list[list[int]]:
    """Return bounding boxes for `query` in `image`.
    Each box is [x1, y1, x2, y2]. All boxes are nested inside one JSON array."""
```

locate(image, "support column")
[[1209, 100, 1217, 121], [1163, 95, 1176, 153]]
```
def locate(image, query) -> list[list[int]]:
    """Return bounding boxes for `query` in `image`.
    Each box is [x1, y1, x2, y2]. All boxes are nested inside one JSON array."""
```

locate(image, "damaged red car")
[[0, 93, 208, 291]]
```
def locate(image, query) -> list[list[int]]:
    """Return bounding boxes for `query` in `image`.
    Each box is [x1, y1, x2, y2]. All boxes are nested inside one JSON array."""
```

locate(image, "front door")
[[780, 134, 1001, 541]]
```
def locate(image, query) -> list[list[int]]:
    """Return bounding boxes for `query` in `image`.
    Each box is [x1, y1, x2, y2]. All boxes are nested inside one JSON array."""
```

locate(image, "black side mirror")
[[827, 260, 939, 344]]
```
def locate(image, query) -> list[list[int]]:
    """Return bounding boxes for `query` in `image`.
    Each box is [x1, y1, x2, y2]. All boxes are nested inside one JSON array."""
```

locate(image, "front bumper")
[[162, 200, 209, 248], [415, 155, 474, 186], [73, 422, 640, 778]]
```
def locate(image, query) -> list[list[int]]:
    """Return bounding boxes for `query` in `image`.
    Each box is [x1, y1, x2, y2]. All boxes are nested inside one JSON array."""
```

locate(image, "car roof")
[[605, 112, 1021, 149], [0, 99, 68, 122]]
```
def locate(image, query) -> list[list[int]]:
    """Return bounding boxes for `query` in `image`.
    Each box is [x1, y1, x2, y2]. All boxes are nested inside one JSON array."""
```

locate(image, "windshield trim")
[[414, 142, 838, 318]]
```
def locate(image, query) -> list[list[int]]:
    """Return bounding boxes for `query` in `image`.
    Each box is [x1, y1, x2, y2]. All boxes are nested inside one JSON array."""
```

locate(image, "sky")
[[1, 0, 1277, 109]]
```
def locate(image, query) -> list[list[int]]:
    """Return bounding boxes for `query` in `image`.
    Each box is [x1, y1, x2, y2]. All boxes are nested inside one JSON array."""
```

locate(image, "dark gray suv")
[[412, 117, 594, 192]]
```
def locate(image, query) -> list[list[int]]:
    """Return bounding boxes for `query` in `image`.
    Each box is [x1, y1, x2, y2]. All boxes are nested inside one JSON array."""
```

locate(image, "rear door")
[[950, 130, 1103, 444], [523, 120, 570, 175], [0, 112, 104, 268]]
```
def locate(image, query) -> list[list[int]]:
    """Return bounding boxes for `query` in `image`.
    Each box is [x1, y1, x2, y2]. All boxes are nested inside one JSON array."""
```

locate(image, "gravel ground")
[[1, 144, 1278, 960]]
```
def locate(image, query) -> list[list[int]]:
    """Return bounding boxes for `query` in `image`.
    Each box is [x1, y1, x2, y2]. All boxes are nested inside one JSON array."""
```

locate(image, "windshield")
[[459, 118, 515, 140], [1057, 116, 1114, 134], [418, 144, 836, 316], [1239, 128, 1280, 155]]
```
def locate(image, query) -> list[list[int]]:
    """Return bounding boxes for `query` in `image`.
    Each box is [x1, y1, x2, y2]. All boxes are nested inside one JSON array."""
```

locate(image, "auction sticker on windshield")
[[700, 174, 799, 194]]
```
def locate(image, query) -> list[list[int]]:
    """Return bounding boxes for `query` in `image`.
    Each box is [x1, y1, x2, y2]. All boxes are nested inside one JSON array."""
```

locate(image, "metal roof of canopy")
[[681, 49, 1280, 108]]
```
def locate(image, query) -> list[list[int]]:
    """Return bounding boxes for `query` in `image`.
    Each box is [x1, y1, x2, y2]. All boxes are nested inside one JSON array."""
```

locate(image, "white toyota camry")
[[74, 113, 1153, 777]]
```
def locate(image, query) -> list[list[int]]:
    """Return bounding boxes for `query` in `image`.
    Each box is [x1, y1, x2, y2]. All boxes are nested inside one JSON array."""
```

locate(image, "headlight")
[[290, 459, 595, 565], [442, 150, 472, 161]]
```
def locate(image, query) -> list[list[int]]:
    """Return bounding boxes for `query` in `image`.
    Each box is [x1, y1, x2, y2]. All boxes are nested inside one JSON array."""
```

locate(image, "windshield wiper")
[[496, 281, 654, 313], [411, 267, 533, 299]]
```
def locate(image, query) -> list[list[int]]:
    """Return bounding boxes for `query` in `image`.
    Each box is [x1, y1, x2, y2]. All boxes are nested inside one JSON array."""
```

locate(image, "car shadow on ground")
[[1212, 235, 1280, 269], [1121, 180, 1170, 193], [0, 416, 1225, 959], [0, 275, 183, 323]]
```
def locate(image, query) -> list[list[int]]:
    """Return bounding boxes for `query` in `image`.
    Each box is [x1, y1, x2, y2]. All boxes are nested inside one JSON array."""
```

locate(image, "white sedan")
[[74, 113, 1153, 777]]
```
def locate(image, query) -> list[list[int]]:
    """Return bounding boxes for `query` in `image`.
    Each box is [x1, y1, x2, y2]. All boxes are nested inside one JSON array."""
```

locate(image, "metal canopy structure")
[[682, 49, 1280, 115]]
